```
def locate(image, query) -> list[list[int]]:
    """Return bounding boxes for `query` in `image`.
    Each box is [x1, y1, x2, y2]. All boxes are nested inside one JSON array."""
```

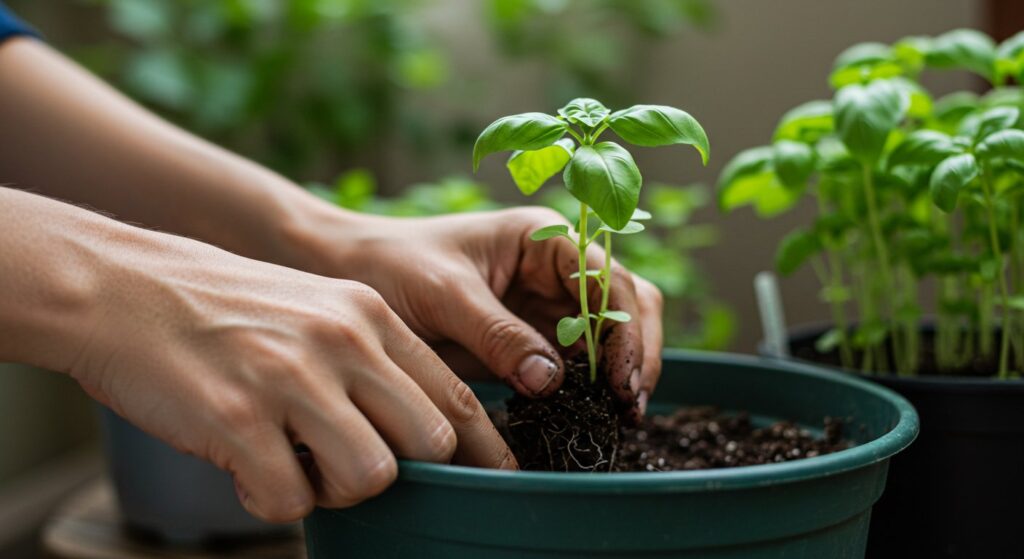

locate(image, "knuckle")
[[424, 419, 457, 462], [506, 206, 568, 229], [360, 454, 399, 497], [447, 378, 482, 425], [343, 282, 390, 314], [478, 317, 524, 366], [213, 392, 262, 431], [611, 264, 636, 290], [639, 277, 664, 307], [262, 497, 314, 524]]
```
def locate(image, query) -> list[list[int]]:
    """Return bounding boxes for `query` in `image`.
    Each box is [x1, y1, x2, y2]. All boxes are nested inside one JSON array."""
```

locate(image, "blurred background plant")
[[309, 170, 735, 349], [39, 0, 712, 182]]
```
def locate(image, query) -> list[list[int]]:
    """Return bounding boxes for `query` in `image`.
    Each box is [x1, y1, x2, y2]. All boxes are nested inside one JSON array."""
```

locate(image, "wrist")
[[0, 189, 111, 372], [275, 192, 381, 277]]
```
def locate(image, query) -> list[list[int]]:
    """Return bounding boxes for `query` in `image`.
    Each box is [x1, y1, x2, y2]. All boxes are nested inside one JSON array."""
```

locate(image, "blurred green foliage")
[[71, 0, 449, 178], [43, 0, 711, 181], [487, 0, 714, 106], [310, 170, 735, 350]]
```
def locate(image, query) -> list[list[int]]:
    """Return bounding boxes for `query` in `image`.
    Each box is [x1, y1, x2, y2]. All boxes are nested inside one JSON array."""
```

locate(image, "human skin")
[[0, 38, 663, 521]]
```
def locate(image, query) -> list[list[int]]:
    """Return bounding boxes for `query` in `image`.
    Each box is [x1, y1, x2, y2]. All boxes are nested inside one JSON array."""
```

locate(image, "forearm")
[[0, 38, 349, 270]]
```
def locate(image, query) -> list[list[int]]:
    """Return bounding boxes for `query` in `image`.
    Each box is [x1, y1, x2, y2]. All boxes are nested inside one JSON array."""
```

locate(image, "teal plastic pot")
[[304, 350, 918, 559]]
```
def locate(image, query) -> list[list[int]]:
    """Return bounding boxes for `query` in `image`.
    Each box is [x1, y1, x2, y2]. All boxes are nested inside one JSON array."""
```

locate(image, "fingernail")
[[517, 355, 558, 394], [638, 390, 649, 416], [629, 367, 640, 394]]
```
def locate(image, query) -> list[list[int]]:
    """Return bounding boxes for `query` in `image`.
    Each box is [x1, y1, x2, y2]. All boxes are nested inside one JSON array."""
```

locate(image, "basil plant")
[[474, 98, 709, 381], [720, 29, 1024, 378]]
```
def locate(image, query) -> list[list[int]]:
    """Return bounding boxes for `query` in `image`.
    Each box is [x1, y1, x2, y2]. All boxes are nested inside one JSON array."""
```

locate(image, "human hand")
[[301, 207, 664, 416], [68, 226, 515, 522]]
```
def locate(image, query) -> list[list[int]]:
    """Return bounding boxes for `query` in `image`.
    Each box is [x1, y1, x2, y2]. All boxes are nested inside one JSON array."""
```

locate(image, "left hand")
[[301, 207, 664, 416]]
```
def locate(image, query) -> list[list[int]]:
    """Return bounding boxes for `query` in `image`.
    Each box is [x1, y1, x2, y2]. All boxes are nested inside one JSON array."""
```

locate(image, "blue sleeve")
[[0, 2, 40, 44]]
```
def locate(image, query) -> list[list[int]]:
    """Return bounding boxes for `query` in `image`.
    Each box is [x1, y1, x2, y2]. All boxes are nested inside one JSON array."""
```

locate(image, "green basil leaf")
[[893, 36, 931, 73], [772, 140, 816, 188], [718, 146, 800, 217], [600, 310, 632, 323], [506, 138, 575, 195], [473, 112, 568, 171], [608, 105, 710, 164], [996, 31, 1024, 83], [833, 42, 893, 70], [888, 130, 962, 167], [599, 220, 645, 234], [976, 128, 1024, 162], [971, 106, 1020, 142], [834, 79, 909, 164], [925, 28, 997, 82], [563, 142, 643, 230], [529, 224, 571, 241], [556, 316, 588, 346], [773, 100, 833, 143], [775, 227, 821, 276], [815, 328, 845, 354], [631, 208, 653, 221], [557, 98, 610, 128], [891, 77, 933, 119], [930, 153, 979, 212], [930, 91, 980, 134]]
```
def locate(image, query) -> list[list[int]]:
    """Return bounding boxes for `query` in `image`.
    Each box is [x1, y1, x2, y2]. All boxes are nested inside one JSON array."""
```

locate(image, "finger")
[[437, 277, 564, 397], [600, 262, 645, 406], [384, 325, 518, 470], [348, 356, 457, 463], [288, 390, 397, 509], [633, 275, 664, 417], [228, 425, 315, 523], [433, 342, 491, 381]]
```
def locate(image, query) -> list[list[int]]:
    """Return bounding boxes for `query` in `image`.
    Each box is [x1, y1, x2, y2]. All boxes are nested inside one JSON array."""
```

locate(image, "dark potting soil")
[[499, 356, 623, 472], [494, 355, 849, 473], [790, 329, 1004, 377]]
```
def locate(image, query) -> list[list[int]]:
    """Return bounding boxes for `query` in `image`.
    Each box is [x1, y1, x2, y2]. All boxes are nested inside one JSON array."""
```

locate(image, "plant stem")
[[861, 164, 904, 373], [980, 171, 1012, 379], [816, 196, 854, 368], [594, 231, 613, 343], [578, 202, 598, 382]]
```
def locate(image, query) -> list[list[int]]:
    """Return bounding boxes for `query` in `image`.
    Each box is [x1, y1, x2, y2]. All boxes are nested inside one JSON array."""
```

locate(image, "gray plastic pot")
[[304, 350, 918, 559], [100, 408, 292, 545]]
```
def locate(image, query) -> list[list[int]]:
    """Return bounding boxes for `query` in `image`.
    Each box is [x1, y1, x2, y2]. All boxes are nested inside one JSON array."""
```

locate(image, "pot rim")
[[394, 349, 918, 494], [784, 321, 1024, 389]]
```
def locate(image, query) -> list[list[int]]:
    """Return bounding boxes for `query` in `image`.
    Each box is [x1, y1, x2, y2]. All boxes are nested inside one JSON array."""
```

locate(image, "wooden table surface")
[[42, 480, 305, 559]]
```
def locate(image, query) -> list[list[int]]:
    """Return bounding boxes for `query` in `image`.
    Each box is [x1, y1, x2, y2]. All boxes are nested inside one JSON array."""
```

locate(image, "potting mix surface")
[[494, 355, 849, 473]]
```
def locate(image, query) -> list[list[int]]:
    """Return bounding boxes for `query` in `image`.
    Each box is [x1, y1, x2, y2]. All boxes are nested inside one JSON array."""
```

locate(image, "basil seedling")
[[474, 98, 709, 381]]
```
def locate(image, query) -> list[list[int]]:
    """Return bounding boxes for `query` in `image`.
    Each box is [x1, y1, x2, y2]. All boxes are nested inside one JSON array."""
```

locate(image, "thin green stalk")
[[980, 172, 1012, 379], [593, 231, 613, 343], [577, 203, 598, 382], [862, 164, 904, 372], [816, 196, 854, 368]]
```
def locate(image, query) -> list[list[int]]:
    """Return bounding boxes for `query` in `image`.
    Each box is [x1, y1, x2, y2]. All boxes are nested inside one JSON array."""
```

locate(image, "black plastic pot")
[[304, 350, 917, 559], [783, 325, 1024, 559]]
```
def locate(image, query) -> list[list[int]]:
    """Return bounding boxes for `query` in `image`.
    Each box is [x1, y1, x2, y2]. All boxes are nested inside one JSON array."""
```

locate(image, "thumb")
[[440, 286, 564, 397]]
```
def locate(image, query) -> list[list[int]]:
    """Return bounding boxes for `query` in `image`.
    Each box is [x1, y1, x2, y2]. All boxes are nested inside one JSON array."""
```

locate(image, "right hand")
[[70, 229, 516, 523]]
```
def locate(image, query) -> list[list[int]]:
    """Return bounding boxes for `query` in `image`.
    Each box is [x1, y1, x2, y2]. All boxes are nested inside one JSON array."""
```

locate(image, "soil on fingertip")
[[492, 355, 849, 473]]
